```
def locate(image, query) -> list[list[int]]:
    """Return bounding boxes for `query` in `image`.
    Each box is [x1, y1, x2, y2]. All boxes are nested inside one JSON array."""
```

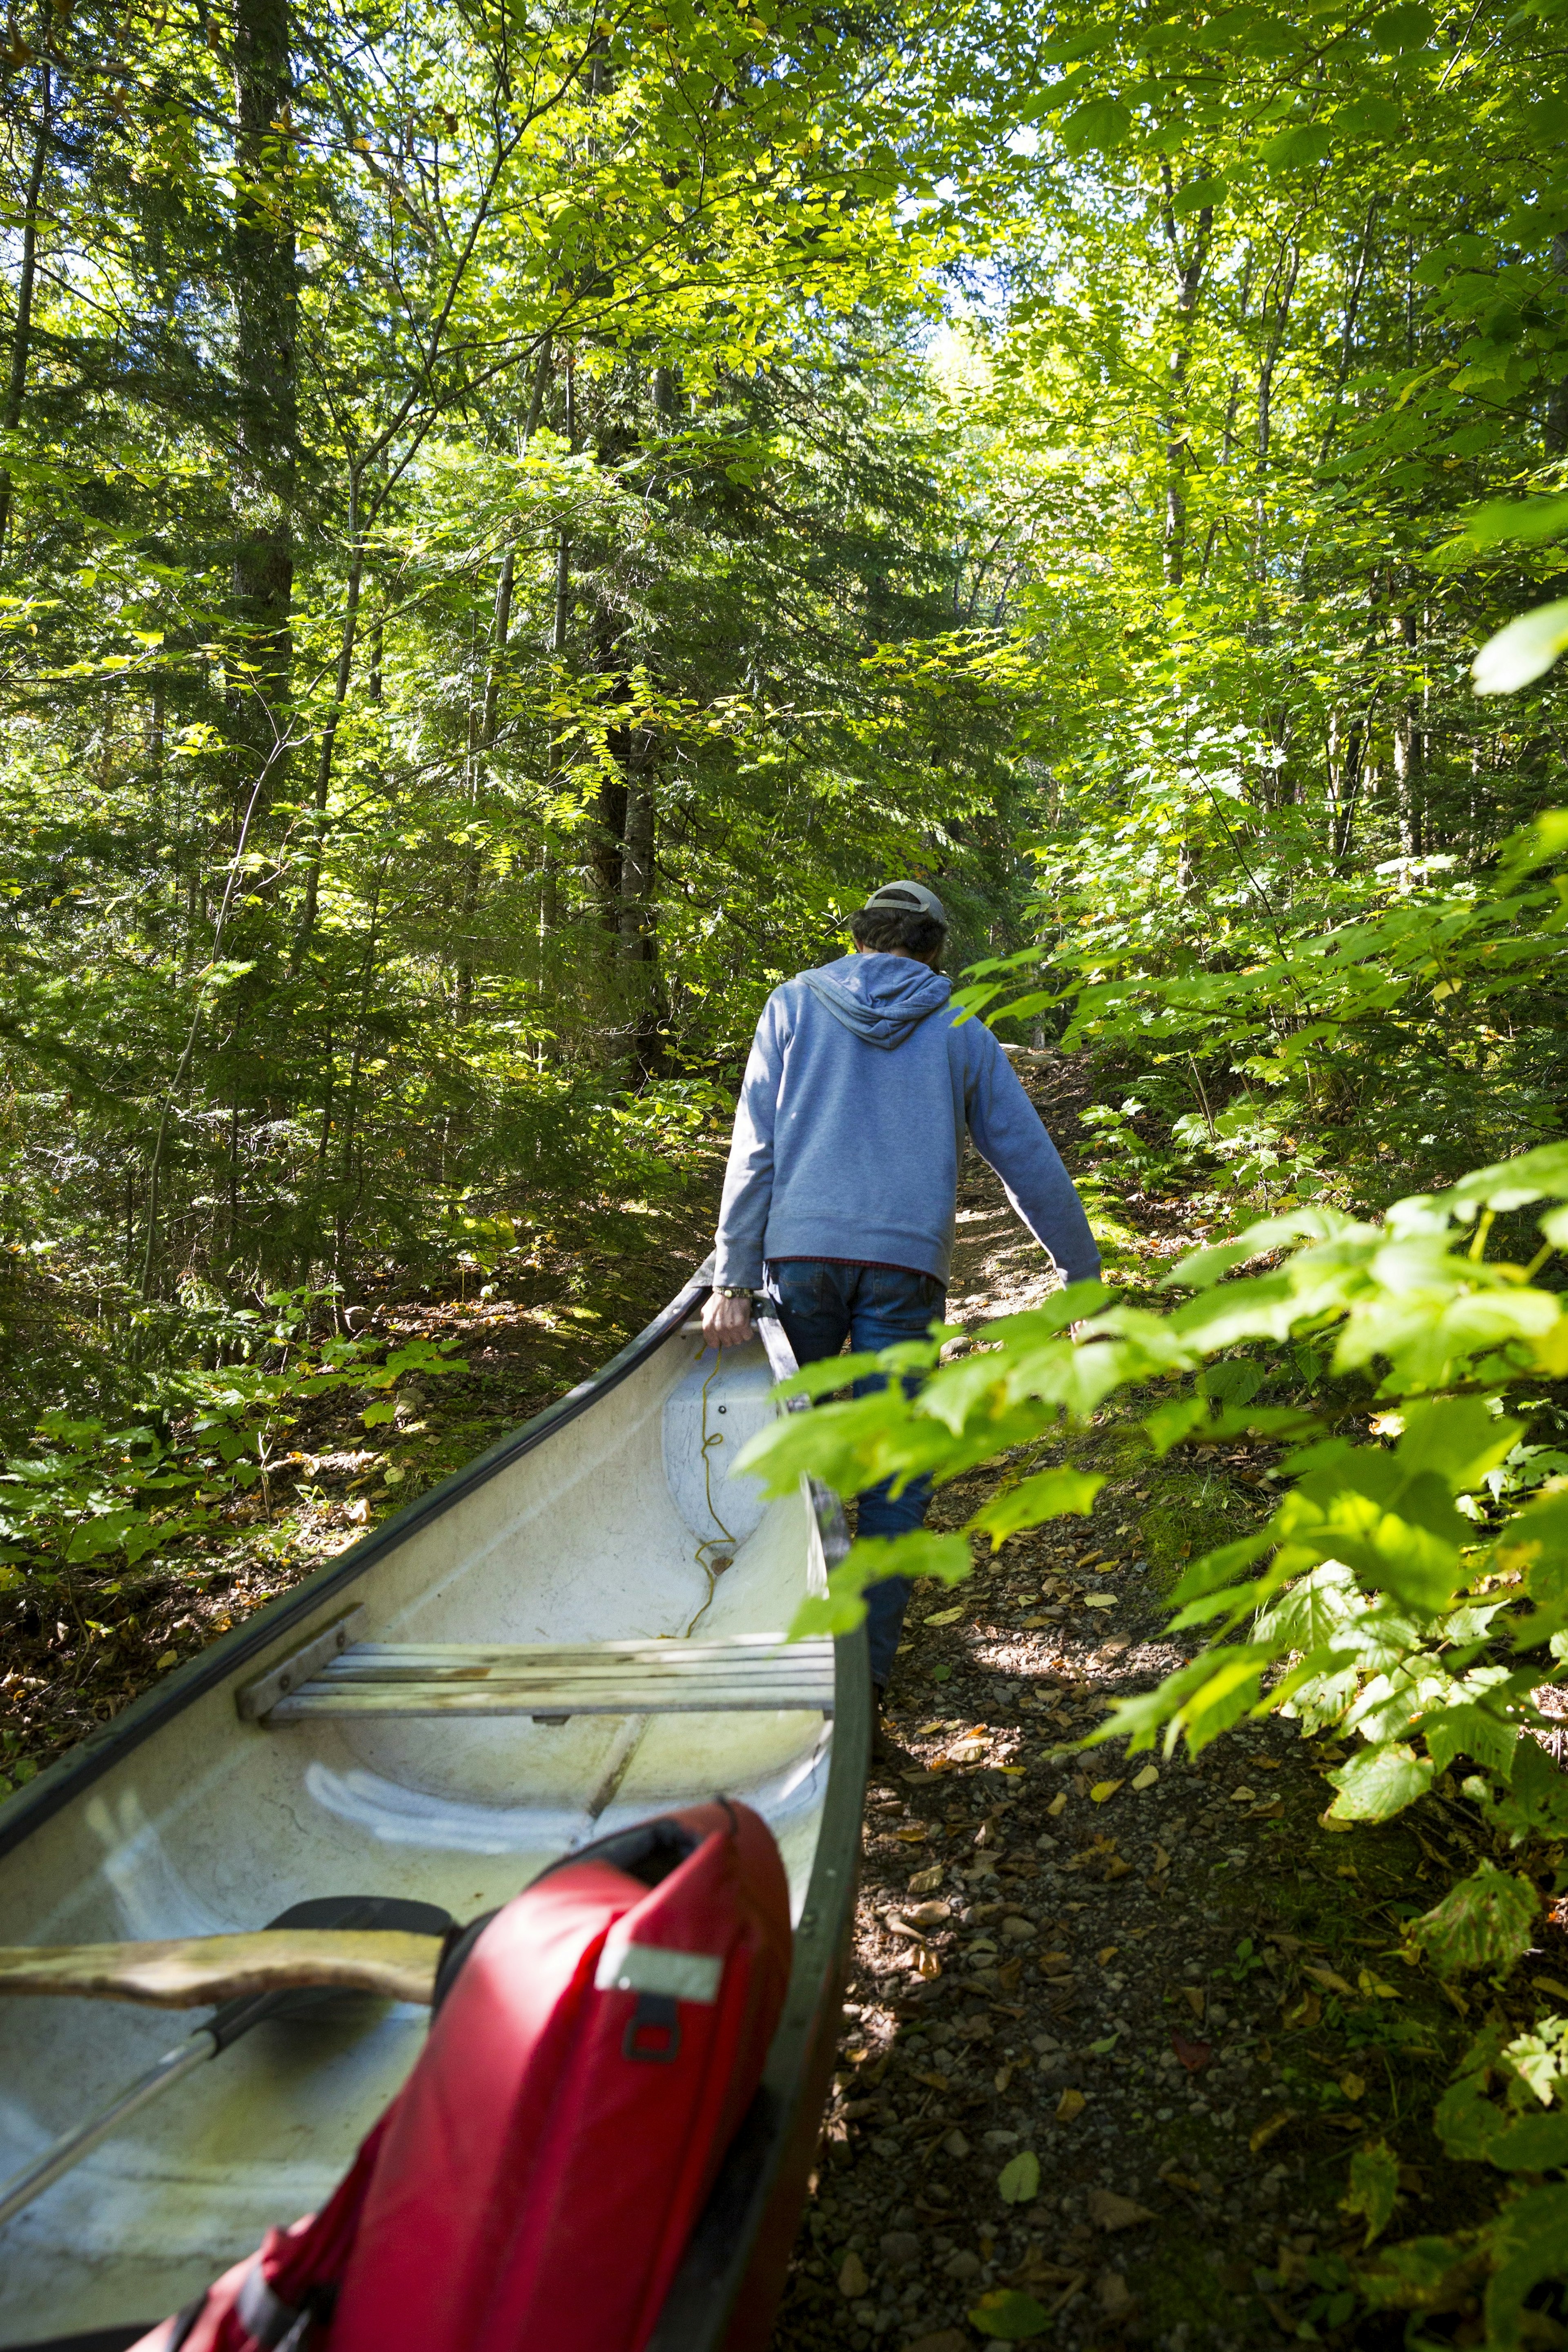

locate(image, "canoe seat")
[[239, 1631, 837, 1726]]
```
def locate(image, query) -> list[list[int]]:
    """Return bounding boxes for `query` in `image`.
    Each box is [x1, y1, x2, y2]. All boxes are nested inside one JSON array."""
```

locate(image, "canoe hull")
[[0, 1270, 865, 2352]]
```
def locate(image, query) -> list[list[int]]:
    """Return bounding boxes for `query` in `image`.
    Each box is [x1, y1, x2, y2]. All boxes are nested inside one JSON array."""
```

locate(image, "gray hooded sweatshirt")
[[711, 953, 1099, 1290]]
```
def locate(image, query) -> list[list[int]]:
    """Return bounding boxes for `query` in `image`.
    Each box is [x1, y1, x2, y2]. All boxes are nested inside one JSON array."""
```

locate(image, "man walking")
[[701, 880, 1099, 1725]]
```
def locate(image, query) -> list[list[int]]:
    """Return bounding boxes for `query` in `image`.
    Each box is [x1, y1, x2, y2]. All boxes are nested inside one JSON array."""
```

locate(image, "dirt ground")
[[768, 1065, 1568, 2352]]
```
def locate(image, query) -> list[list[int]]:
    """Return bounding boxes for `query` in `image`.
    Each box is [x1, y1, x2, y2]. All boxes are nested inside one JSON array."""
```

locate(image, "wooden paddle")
[[0, 1928, 444, 2010]]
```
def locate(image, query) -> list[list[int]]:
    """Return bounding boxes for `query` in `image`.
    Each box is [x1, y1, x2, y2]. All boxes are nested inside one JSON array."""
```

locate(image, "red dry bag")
[[133, 1799, 792, 2352]]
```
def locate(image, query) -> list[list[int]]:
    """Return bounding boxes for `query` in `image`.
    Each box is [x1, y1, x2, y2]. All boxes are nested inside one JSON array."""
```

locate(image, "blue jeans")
[[764, 1259, 946, 1690]]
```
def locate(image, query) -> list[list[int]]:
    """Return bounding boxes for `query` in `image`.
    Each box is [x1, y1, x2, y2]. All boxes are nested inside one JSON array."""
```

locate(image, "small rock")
[[1000, 1915, 1035, 1942], [880, 2230, 922, 2271], [838, 2251, 870, 2298], [982, 2129, 1019, 2148], [1087, 2188, 1158, 2232], [943, 2248, 983, 2282], [903, 2334, 970, 2352], [943, 2129, 971, 2158]]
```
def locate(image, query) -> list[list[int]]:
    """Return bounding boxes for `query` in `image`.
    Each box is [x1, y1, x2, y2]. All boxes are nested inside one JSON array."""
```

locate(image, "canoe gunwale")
[[646, 1473, 866, 2352], [0, 1258, 715, 1865]]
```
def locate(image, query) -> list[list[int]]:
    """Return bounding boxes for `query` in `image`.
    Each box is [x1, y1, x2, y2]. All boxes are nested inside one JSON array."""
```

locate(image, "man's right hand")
[[702, 1290, 755, 1348]]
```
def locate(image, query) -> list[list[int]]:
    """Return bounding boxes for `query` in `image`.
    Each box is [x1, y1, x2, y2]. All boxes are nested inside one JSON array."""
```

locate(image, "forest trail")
[[770, 1073, 1568, 2352]]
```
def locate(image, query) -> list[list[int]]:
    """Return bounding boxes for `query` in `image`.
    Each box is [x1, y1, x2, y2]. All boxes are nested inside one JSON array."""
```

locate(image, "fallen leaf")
[[1180, 1984, 1205, 2020], [1158, 2166, 1203, 2192], [892, 1824, 929, 1842], [908, 1864, 945, 1895], [1283, 1990, 1322, 2029], [1096, 1944, 1119, 1965], [1248, 1799, 1285, 1820], [1089, 1780, 1124, 1804], [994, 2064, 1013, 2094], [1082, 1593, 1118, 1611], [1152, 1843, 1172, 1873], [1047, 1791, 1068, 1817], [1056, 2086, 1087, 2122], [1341, 2072, 1366, 2102], [1087, 2187, 1156, 2232], [1248, 2109, 1295, 2154], [1254, 1757, 1282, 1770], [1170, 2030, 1212, 2074], [1131, 1765, 1159, 1791], [1017, 1613, 1061, 1629], [903, 1899, 953, 1926], [1533, 1973, 1568, 2000], [1096, 2270, 1134, 2319], [915, 1720, 949, 1735], [924, 1606, 965, 1626], [155, 1650, 178, 1671], [968, 2288, 1051, 2341], [999, 2150, 1041, 2204], [915, 2070, 951, 2092], [1358, 1968, 1400, 1999], [1302, 1964, 1355, 1997], [837, 2251, 869, 2297], [1229, 1785, 1256, 1803]]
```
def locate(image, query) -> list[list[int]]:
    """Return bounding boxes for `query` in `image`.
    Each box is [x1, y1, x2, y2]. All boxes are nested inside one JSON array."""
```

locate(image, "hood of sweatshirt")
[[796, 953, 953, 1051]]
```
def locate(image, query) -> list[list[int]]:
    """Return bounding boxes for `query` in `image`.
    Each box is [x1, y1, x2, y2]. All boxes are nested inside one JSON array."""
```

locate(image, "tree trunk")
[[0, 63, 51, 555], [1157, 171, 1212, 592], [619, 776, 655, 964], [619, 762, 661, 1077], [229, 0, 297, 827], [1327, 709, 1365, 869], [1392, 611, 1424, 860]]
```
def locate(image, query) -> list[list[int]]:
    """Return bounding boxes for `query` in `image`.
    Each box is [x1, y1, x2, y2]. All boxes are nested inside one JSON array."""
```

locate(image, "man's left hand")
[[702, 1290, 755, 1348]]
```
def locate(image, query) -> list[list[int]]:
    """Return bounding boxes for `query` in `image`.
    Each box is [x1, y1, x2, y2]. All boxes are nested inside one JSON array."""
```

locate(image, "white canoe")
[[0, 1268, 867, 2352]]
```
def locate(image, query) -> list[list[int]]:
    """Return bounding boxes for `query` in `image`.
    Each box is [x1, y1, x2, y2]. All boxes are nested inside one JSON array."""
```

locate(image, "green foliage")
[[967, 2289, 1051, 2341], [1343, 2139, 1401, 2249], [0, 1295, 458, 1587], [1407, 1865, 1540, 1982], [763, 1129, 1568, 2326]]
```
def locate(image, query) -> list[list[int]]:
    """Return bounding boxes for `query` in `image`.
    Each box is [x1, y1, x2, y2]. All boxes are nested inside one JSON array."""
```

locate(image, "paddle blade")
[[0, 1929, 443, 2010]]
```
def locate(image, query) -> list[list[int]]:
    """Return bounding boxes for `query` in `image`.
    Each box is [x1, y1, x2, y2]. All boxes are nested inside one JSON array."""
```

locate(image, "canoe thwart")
[[236, 1605, 369, 1721], [243, 1632, 836, 1725], [0, 1929, 443, 2010]]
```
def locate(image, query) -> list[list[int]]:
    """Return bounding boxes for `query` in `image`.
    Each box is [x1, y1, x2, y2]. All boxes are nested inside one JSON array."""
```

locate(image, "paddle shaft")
[[0, 2029, 216, 2229]]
